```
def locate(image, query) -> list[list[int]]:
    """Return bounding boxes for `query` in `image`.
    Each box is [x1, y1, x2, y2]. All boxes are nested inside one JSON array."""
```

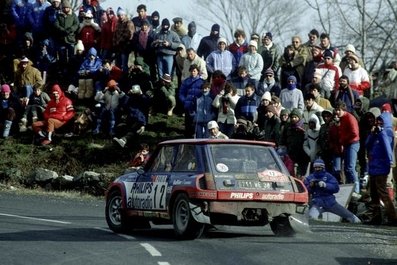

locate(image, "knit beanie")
[[261, 91, 271, 101], [313, 159, 325, 168], [290, 108, 302, 119]]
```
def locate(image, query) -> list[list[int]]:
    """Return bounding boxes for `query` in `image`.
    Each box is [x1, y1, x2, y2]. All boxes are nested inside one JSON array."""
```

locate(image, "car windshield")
[[209, 144, 284, 174], [209, 144, 292, 191]]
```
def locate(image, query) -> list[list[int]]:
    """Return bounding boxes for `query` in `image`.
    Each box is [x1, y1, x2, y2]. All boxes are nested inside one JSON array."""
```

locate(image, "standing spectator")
[[259, 32, 280, 82], [179, 64, 204, 137], [281, 36, 310, 88], [339, 44, 363, 73], [19, 85, 50, 132], [152, 18, 181, 79], [174, 44, 186, 90], [303, 113, 321, 170], [194, 82, 216, 138], [231, 66, 258, 96], [99, 7, 117, 60], [316, 49, 341, 99], [343, 54, 370, 97], [32, 84, 75, 145], [228, 29, 248, 66], [206, 37, 236, 80], [132, 19, 156, 82], [131, 4, 151, 31], [309, 84, 332, 110], [0, 84, 21, 138], [279, 75, 304, 112], [171, 17, 187, 39], [35, 39, 56, 82], [365, 115, 397, 226], [303, 29, 320, 48], [181, 21, 202, 51], [112, 7, 134, 73], [302, 93, 323, 129], [334, 101, 361, 195], [318, 108, 335, 173], [14, 56, 44, 107], [319, 33, 341, 66], [78, 10, 101, 51], [43, 0, 62, 44], [150, 11, 160, 33], [53, 0, 79, 63], [234, 83, 260, 122], [78, 0, 102, 23], [278, 45, 296, 89], [11, 0, 32, 45], [379, 61, 397, 101], [255, 104, 281, 143], [182, 48, 207, 81], [212, 82, 238, 138], [304, 159, 361, 223], [239, 40, 263, 82], [279, 108, 310, 178], [197, 23, 220, 60], [27, 0, 50, 42], [331, 75, 359, 113], [258, 68, 281, 97], [302, 45, 323, 89], [207, 120, 229, 139]]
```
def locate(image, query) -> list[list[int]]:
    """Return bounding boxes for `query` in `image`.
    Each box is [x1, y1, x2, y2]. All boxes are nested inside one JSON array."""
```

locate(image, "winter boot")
[[85, 78, 94, 99], [78, 79, 86, 99], [109, 120, 116, 136], [2, 120, 12, 138], [19, 117, 27, 132], [93, 119, 101, 135]]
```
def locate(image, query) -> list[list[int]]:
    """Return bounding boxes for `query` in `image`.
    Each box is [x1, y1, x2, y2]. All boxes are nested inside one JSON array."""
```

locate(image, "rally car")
[[105, 139, 309, 239]]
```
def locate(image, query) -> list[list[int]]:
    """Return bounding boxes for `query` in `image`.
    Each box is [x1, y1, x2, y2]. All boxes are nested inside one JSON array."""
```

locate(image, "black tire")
[[105, 190, 128, 233], [172, 193, 205, 240], [270, 215, 295, 237]]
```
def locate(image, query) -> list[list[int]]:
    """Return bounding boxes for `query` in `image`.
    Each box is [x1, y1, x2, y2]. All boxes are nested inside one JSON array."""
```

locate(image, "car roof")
[[159, 138, 276, 147]]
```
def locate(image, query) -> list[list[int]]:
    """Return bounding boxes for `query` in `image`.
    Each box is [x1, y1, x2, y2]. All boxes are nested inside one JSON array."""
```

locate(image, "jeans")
[[344, 141, 360, 193], [156, 54, 174, 79], [309, 203, 361, 223]]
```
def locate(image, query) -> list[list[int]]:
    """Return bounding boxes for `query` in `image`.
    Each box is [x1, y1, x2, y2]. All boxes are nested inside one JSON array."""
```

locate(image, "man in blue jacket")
[[365, 115, 397, 226], [304, 159, 361, 223]]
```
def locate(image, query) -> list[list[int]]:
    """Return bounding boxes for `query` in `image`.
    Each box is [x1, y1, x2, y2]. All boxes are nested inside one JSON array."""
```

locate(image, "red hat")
[[381, 103, 392, 113], [1, 84, 11, 93]]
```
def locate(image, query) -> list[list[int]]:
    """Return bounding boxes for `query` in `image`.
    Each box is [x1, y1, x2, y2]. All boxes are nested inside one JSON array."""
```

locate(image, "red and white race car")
[[105, 139, 309, 239]]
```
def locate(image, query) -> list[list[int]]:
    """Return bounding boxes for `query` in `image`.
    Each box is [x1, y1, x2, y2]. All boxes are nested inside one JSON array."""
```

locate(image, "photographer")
[[304, 159, 361, 223]]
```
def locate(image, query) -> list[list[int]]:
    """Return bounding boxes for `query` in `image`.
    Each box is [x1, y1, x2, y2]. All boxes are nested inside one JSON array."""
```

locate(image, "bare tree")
[[191, 0, 305, 45]]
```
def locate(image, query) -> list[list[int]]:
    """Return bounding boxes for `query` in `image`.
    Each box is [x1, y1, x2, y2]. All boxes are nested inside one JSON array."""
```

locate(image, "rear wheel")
[[270, 215, 295, 237], [106, 190, 128, 233], [172, 193, 205, 240]]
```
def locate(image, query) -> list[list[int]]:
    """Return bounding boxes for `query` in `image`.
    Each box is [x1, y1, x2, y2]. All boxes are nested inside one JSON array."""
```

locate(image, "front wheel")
[[106, 190, 128, 233], [270, 215, 295, 237], [172, 193, 205, 240]]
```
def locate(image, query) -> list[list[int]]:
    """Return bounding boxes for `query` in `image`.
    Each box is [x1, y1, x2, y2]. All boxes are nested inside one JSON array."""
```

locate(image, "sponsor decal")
[[261, 193, 285, 200], [216, 163, 229, 172], [194, 191, 217, 199], [258, 170, 289, 182], [230, 192, 254, 199], [172, 179, 192, 185], [125, 175, 168, 210]]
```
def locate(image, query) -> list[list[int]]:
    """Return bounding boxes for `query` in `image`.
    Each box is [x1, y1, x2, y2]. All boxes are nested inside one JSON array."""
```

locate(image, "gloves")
[[136, 126, 145, 135], [318, 181, 326, 188]]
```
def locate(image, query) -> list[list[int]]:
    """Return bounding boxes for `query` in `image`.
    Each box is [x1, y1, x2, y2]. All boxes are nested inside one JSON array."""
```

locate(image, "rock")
[[33, 168, 59, 182]]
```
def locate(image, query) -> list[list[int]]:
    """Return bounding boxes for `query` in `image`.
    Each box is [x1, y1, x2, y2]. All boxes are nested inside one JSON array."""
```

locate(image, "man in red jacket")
[[334, 101, 361, 196], [32, 84, 75, 145]]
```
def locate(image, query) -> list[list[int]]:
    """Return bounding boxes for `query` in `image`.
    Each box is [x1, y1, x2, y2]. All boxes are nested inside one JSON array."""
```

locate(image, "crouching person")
[[1, 84, 22, 138], [32, 84, 75, 145], [304, 159, 361, 223]]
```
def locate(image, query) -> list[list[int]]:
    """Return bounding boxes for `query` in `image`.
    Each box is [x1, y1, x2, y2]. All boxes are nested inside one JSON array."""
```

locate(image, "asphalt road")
[[0, 190, 396, 265]]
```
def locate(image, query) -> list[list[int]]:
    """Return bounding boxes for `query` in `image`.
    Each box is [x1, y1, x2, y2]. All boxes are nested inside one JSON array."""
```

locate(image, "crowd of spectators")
[[0, 1, 397, 225]]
